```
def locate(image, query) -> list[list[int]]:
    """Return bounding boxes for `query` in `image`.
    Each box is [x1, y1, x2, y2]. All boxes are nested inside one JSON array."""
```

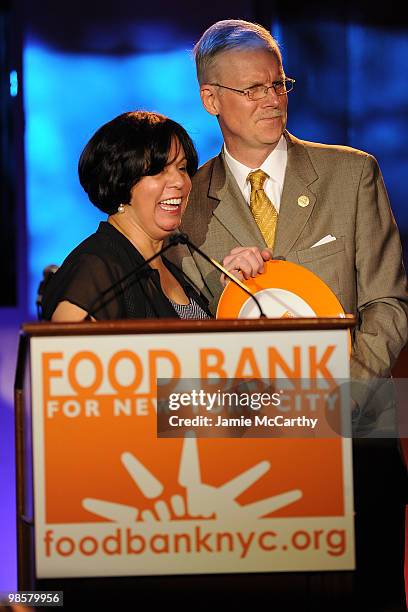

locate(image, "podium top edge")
[[21, 316, 356, 337]]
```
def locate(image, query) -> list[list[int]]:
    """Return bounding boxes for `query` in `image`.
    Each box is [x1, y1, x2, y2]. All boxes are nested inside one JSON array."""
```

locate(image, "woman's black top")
[[41, 222, 211, 320]]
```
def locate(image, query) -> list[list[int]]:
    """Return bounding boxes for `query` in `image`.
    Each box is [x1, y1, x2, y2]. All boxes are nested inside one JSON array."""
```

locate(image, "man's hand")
[[221, 246, 273, 286]]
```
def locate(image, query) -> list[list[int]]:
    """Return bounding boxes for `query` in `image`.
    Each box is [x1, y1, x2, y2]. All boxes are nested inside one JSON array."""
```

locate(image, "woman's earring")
[[118, 203, 125, 214]]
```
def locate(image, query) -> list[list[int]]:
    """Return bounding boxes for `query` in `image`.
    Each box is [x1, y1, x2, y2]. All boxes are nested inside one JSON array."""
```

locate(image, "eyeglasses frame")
[[209, 77, 296, 100]]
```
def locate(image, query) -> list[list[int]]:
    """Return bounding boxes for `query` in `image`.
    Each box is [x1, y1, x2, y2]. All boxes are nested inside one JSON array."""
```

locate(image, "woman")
[[42, 111, 211, 321]]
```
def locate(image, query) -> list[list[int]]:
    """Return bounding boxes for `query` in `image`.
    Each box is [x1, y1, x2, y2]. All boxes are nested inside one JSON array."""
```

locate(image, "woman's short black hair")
[[78, 110, 199, 215]]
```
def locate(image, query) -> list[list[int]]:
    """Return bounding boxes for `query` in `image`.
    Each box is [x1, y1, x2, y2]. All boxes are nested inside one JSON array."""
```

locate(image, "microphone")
[[37, 264, 59, 320], [173, 231, 267, 318], [86, 232, 186, 319]]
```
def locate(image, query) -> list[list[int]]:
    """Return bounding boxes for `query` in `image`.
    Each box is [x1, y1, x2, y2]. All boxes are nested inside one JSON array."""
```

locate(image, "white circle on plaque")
[[238, 288, 317, 319]]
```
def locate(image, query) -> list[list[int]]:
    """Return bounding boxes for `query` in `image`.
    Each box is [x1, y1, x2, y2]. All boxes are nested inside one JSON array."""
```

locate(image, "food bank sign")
[[30, 329, 354, 577]]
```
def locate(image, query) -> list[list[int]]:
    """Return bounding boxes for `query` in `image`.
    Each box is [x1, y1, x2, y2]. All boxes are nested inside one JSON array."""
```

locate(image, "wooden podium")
[[15, 316, 357, 607]]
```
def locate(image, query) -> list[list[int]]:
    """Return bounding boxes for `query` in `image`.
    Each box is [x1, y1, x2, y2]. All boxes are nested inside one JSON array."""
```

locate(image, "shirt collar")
[[223, 135, 287, 192]]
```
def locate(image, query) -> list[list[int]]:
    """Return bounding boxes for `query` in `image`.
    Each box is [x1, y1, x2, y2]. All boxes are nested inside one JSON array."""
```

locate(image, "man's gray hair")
[[193, 19, 283, 85]]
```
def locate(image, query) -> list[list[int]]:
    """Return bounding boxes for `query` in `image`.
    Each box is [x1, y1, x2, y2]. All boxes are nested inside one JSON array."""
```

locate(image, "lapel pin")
[[297, 195, 310, 208]]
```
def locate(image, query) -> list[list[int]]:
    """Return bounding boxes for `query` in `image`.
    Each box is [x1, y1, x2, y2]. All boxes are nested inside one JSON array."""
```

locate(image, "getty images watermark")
[[167, 388, 318, 430], [156, 378, 406, 439]]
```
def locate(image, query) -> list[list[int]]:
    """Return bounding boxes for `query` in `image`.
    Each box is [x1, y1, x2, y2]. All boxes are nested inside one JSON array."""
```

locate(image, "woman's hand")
[[220, 246, 273, 286]]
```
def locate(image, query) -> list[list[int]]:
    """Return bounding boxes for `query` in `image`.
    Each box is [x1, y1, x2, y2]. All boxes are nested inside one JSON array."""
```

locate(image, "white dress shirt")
[[223, 135, 288, 212]]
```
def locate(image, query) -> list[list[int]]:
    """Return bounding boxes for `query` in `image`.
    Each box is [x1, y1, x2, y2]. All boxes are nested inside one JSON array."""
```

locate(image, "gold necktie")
[[247, 169, 278, 249]]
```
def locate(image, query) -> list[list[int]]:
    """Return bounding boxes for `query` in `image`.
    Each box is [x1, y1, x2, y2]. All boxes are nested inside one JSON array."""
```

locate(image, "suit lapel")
[[210, 153, 267, 247], [273, 132, 318, 257]]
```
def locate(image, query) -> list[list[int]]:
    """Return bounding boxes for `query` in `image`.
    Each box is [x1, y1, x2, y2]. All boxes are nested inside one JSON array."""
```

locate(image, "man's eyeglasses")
[[210, 78, 295, 101]]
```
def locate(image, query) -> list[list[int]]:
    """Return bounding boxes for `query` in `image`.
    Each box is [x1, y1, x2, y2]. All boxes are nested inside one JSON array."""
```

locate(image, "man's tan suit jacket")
[[175, 131, 408, 381]]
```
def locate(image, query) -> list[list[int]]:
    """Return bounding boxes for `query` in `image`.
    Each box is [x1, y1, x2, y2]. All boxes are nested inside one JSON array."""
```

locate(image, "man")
[[175, 18, 408, 610], [179, 19, 407, 383]]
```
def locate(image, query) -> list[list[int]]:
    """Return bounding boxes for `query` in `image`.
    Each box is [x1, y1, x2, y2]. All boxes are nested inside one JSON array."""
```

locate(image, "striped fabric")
[[169, 297, 211, 320]]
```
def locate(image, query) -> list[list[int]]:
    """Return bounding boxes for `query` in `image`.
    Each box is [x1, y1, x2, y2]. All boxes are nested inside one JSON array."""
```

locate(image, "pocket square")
[[311, 234, 336, 248]]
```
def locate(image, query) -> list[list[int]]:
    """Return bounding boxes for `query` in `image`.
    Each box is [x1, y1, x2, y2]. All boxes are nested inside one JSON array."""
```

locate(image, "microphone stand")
[[175, 232, 267, 318], [84, 231, 266, 320], [86, 233, 183, 319]]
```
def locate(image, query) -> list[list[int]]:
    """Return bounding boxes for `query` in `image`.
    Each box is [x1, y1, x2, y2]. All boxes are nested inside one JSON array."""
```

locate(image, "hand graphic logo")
[[83, 436, 302, 521]]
